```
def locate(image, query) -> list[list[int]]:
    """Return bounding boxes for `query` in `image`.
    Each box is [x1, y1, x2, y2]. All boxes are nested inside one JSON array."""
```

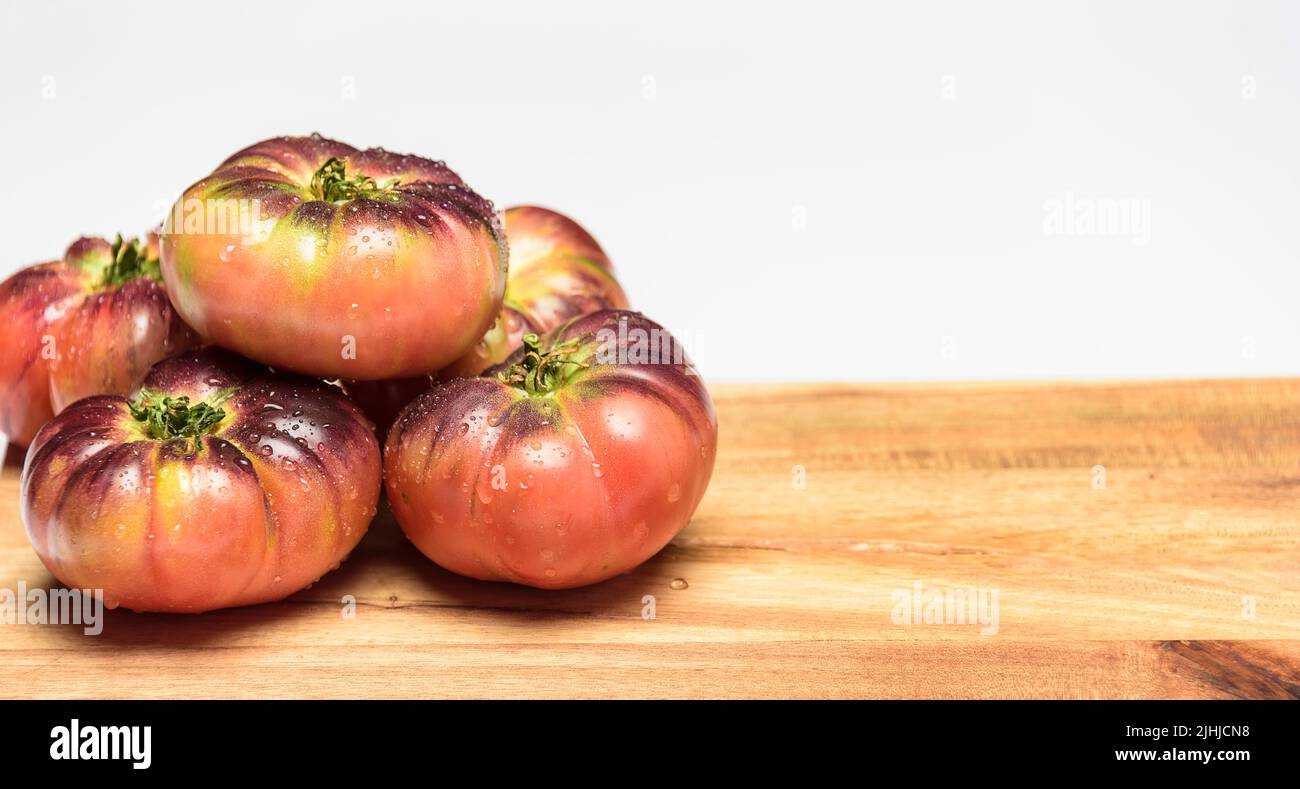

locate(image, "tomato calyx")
[[128, 387, 233, 451], [98, 235, 162, 289], [498, 333, 589, 396], [310, 157, 400, 203]]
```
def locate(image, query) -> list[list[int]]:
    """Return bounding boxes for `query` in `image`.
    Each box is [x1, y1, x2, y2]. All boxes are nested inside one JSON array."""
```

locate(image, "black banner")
[[0, 700, 1287, 775]]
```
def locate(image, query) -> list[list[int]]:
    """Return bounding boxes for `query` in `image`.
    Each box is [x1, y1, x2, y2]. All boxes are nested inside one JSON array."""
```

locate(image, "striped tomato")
[[0, 234, 197, 445], [20, 348, 381, 612], [160, 134, 507, 380], [384, 310, 716, 589]]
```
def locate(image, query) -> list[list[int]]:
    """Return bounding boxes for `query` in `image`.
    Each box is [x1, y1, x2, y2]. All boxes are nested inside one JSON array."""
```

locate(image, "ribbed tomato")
[[21, 347, 381, 612], [0, 234, 197, 445], [160, 134, 507, 380], [442, 205, 628, 378], [384, 310, 716, 589]]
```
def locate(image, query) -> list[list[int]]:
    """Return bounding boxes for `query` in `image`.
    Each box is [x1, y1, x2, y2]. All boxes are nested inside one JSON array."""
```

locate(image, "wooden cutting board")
[[1, 380, 1297, 699]]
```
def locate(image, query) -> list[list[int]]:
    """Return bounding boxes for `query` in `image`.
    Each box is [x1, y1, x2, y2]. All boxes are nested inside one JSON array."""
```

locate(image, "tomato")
[[21, 347, 381, 612], [347, 205, 627, 438], [442, 205, 628, 378], [159, 134, 507, 380], [384, 310, 717, 589], [0, 234, 198, 446]]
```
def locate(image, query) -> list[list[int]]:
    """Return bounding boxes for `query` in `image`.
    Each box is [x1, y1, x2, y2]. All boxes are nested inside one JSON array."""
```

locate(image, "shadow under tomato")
[[38, 580, 318, 650], [319, 500, 688, 624], [410, 554, 681, 623], [37, 497, 692, 649]]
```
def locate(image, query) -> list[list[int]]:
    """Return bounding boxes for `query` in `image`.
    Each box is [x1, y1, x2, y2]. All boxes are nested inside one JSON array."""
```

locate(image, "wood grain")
[[0, 380, 1297, 699]]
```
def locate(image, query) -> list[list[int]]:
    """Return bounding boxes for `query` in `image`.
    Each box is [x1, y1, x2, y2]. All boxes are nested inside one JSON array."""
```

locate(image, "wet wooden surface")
[[1, 380, 1297, 698]]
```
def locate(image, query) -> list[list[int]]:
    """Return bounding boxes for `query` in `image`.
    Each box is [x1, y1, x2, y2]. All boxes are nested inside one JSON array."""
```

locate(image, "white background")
[[2, 0, 1297, 382]]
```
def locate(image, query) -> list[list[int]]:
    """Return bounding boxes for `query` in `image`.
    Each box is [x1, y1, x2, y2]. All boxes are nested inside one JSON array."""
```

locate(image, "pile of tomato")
[[1, 135, 717, 612]]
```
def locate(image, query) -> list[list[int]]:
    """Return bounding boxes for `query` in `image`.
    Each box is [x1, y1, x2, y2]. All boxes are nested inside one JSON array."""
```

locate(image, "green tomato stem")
[[128, 388, 230, 451], [310, 157, 398, 203], [498, 333, 589, 396], [98, 235, 161, 289]]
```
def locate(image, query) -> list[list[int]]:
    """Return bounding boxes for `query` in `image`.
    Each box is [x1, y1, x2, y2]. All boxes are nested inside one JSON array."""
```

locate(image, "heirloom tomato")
[[0, 234, 198, 446], [442, 205, 628, 378], [160, 134, 507, 380], [348, 205, 627, 438], [21, 347, 381, 613], [384, 310, 716, 589]]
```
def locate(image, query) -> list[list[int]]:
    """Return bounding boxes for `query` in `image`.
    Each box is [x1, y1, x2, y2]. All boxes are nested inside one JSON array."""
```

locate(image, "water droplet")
[[670, 578, 689, 590]]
